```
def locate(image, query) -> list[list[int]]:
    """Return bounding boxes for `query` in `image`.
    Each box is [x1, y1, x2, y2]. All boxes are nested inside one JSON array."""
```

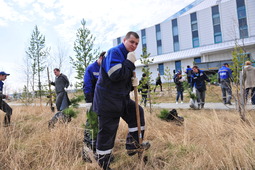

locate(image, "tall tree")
[[70, 19, 98, 87], [26, 25, 49, 99]]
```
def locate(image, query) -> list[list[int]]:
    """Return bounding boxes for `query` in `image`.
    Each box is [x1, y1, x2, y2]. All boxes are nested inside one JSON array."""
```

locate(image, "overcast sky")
[[0, 0, 194, 93]]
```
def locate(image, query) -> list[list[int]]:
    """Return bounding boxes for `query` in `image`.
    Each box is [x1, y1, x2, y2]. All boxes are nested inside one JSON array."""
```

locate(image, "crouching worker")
[[93, 32, 150, 170], [0, 71, 12, 127], [82, 51, 105, 162]]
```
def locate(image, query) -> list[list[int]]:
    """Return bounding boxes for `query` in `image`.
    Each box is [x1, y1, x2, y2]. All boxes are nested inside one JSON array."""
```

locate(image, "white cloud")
[[32, 2, 56, 21]]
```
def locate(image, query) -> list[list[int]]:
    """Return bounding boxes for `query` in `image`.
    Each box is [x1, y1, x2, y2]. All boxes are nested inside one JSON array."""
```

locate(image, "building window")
[[172, 19, 179, 52], [155, 24, 162, 55], [141, 29, 147, 55], [158, 63, 164, 75], [194, 57, 201, 63], [236, 0, 248, 38], [212, 5, 222, 43], [190, 12, 199, 48], [117, 37, 121, 44], [175, 60, 182, 73]]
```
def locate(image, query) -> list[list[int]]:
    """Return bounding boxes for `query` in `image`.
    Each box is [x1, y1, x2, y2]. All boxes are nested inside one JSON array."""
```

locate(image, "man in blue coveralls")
[[93, 31, 150, 169], [0, 71, 12, 127], [218, 63, 233, 105], [82, 51, 105, 162]]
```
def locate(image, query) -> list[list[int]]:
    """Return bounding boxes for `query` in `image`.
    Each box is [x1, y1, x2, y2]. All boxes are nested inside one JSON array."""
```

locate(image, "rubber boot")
[[97, 154, 112, 170], [4, 114, 11, 127]]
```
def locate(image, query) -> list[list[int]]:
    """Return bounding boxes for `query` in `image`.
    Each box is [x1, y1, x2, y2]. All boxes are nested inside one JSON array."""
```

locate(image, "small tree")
[[20, 85, 33, 105], [70, 19, 99, 87], [139, 48, 154, 113], [163, 66, 174, 97]]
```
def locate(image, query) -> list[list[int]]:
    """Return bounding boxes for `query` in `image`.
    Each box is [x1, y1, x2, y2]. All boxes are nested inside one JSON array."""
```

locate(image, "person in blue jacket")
[[0, 71, 12, 127], [218, 63, 233, 105], [93, 31, 150, 169], [191, 66, 210, 109], [82, 51, 105, 162]]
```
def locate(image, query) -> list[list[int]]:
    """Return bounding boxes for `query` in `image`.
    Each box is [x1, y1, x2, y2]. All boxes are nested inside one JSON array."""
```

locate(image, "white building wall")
[[198, 7, 214, 46], [246, 0, 255, 37], [161, 20, 173, 54], [135, 31, 143, 59], [203, 51, 232, 62], [146, 26, 157, 56], [178, 14, 192, 50], [220, 0, 238, 41]]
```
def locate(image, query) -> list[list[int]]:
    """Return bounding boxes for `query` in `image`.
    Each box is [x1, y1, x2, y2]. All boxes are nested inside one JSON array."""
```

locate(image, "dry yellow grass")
[[1, 104, 255, 170]]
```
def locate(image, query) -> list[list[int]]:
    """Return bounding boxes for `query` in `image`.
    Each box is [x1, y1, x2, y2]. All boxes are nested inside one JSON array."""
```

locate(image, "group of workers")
[[1, 30, 255, 170]]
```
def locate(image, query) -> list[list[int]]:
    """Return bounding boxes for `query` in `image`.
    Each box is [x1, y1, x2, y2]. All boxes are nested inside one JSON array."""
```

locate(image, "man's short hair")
[[187, 65, 190, 68], [99, 51, 106, 58], [125, 31, 139, 39], [245, 61, 251, 65], [223, 63, 229, 66], [192, 65, 198, 69], [54, 68, 60, 72]]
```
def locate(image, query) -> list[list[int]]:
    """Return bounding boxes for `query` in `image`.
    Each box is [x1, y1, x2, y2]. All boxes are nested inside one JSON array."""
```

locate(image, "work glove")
[[131, 77, 139, 87], [127, 52, 136, 63]]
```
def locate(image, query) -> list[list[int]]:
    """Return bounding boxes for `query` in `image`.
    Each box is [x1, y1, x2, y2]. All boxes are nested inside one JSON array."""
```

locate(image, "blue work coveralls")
[[93, 43, 145, 157], [0, 81, 12, 126], [218, 66, 232, 104], [83, 61, 100, 103], [82, 60, 101, 152]]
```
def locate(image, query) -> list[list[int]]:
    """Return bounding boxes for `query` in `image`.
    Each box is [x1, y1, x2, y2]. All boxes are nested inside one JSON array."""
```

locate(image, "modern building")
[[113, 0, 255, 82]]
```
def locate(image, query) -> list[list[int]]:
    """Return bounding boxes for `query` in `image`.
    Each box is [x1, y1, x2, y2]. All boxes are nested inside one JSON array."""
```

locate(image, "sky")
[[0, 0, 194, 94]]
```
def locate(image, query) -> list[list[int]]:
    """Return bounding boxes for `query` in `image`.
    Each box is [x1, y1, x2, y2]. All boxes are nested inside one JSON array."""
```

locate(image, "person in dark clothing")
[[139, 73, 149, 107], [154, 73, 162, 92], [174, 73, 184, 104], [218, 63, 233, 105], [185, 65, 193, 87], [93, 31, 150, 170], [0, 71, 12, 127], [50, 68, 70, 111], [82, 51, 105, 162], [191, 66, 210, 109]]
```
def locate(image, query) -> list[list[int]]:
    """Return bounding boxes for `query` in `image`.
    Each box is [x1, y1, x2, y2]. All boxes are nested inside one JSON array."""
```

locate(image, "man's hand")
[[131, 77, 139, 87], [127, 52, 136, 63]]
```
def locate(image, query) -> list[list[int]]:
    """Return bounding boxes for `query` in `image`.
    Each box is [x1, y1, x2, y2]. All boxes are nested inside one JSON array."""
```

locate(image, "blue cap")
[[0, 71, 10, 76]]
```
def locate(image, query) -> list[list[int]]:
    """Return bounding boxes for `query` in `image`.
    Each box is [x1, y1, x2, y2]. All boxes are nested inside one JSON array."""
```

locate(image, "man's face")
[[192, 68, 198, 73], [97, 56, 103, 66], [0, 75, 7, 81], [123, 35, 139, 52], [54, 70, 60, 76]]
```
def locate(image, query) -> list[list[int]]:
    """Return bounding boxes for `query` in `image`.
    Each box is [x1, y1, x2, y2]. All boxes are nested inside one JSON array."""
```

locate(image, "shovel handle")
[[133, 72, 142, 145]]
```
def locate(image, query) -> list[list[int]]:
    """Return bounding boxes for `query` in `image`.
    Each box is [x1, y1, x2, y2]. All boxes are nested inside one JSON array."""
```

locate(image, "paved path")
[[9, 102, 255, 110]]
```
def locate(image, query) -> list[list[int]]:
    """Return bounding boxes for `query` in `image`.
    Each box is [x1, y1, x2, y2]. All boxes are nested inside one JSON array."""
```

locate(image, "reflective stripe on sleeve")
[[107, 64, 122, 77], [93, 72, 99, 76]]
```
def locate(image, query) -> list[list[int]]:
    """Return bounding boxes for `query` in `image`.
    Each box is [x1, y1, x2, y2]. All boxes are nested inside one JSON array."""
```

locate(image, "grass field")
[[1, 101, 255, 169]]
